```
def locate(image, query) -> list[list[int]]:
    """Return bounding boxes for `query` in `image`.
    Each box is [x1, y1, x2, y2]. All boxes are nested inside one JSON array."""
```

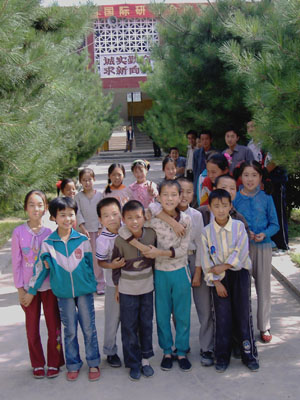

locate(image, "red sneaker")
[[33, 367, 45, 379], [88, 367, 100, 382], [66, 370, 80, 381], [261, 330, 272, 343], [47, 367, 60, 379]]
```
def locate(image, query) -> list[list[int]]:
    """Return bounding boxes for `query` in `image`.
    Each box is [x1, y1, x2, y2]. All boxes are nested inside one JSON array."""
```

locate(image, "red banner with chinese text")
[[97, 3, 200, 19]]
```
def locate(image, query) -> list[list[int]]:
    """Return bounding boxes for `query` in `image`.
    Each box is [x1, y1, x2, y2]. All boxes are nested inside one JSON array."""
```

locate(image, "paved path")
[[1, 150, 300, 400]]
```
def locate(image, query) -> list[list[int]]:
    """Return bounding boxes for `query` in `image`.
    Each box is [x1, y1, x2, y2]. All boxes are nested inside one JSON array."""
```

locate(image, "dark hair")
[[79, 168, 95, 182], [225, 127, 239, 137], [162, 156, 176, 171], [214, 174, 236, 188], [131, 159, 150, 172], [105, 163, 126, 194], [48, 197, 78, 218], [186, 129, 197, 138], [208, 189, 231, 205], [24, 190, 47, 211], [235, 161, 273, 195], [60, 179, 75, 194], [169, 147, 179, 153], [177, 177, 193, 187], [200, 130, 213, 139], [207, 153, 229, 172], [158, 179, 181, 195], [122, 200, 145, 217], [97, 197, 121, 217]]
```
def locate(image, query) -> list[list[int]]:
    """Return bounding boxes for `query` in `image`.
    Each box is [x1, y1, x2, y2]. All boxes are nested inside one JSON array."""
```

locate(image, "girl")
[[119, 180, 192, 371], [11, 190, 64, 379], [60, 178, 77, 199], [197, 153, 229, 206], [102, 163, 133, 207], [75, 168, 105, 295], [129, 159, 158, 208], [162, 157, 177, 180], [233, 161, 279, 343]]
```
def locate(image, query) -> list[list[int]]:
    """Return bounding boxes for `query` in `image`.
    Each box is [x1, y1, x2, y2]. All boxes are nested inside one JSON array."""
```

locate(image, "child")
[[233, 161, 279, 343], [75, 168, 105, 295], [198, 153, 229, 206], [201, 189, 259, 372], [112, 200, 156, 380], [102, 163, 133, 207], [119, 180, 192, 372], [162, 157, 177, 181], [60, 178, 77, 199], [129, 159, 158, 208], [96, 198, 125, 368], [169, 147, 186, 177], [148, 178, 214, 367], [11, 190, 64, 379], [24, 197, 101, 382], [223, 129, 254, 172]]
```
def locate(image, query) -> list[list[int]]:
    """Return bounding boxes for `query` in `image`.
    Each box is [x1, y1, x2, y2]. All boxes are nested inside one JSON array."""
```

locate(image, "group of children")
[[12, 154, 279, 382]]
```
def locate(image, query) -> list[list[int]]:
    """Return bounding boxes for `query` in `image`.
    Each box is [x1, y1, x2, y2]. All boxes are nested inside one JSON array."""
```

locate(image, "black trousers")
[[212, 269, 258, 365]]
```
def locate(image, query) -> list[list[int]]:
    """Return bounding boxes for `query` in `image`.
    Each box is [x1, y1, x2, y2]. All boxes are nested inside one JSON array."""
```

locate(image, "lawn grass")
[[290, 252, 300, 267], [0, 220, 25, 248], [289, 208, 300, 239]]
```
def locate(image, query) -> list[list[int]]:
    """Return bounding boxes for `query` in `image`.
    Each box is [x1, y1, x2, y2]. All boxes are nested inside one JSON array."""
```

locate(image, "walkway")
[[1, 148, 300, 400]]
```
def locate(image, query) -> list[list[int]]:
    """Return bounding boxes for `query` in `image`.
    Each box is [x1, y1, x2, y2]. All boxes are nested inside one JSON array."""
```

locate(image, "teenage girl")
[[75, 168, 105, 294], [11, 190, 64, 379], [102, 163, 133, 207], [129, 159, 158, 208], [198, 153, 229, 206], [233, 161, 279, 343], [162, 157, 177, 180]]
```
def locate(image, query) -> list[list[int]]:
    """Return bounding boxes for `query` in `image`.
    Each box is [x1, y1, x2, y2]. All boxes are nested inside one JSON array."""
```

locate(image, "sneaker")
[[33, 367, 45, 379], [129, 367, 141, 381], [160, 356, 173, 371], [96, 290, 105, 295], [260, 330, 272, 343], [47, 367, 60, 379], [215, 363, 228, 373], [67, 370, 80, 381], [88, 367, 100, 382], [200, 350, 214, 367], [245, 360, 260, 372], [107, 354, 122, 368], [141, 365, 154, 378], [178, 357, 192, 372]]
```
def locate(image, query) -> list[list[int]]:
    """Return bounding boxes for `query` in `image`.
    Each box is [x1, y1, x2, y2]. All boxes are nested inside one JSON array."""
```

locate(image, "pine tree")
[[220, 0, 300, 172], [0, 0, 118, 210], [140, 0, 269, 153]]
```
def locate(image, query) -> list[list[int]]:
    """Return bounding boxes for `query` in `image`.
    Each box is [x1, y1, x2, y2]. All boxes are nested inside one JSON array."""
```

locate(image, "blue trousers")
[[119, 291, 154, 369], [58, 294, 100, 372], [212, 269, 258, 365], [155, 267, 191, 356]]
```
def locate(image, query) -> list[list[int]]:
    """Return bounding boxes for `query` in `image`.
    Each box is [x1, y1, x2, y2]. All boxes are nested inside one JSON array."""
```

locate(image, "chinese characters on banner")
[[98, 4, 155, 19], [100, 54, 152, 78]]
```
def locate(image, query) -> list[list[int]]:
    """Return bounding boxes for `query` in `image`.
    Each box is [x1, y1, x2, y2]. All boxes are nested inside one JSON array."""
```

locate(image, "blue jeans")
[[120, 291, 154, 369], [58, 294, 100, 372]]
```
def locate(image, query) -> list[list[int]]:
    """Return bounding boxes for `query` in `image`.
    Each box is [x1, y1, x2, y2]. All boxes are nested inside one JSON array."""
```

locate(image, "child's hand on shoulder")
[[111, 257, 126, 269], [214, 281, 228, 298], [254, 232, 266, 242], [171, 220, 186, 237], [23, 293, 34, 307]]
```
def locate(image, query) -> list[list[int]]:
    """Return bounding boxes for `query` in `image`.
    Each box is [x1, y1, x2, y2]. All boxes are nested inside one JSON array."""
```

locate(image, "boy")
[[223, 129, 254, 172], [96, 198, 125, 368], [112, 200, 156, 381], [185, 130, 197, 181], [24, 197, 100, 382], [193, 131, 214, 194], [169, 147, 186, 177], [201, 189, 259, 373], [146, 178, 214, 367]]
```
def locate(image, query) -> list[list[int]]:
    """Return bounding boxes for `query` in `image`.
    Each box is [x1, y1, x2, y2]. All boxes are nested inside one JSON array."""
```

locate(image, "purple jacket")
[[11, 223, 51, 290]]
